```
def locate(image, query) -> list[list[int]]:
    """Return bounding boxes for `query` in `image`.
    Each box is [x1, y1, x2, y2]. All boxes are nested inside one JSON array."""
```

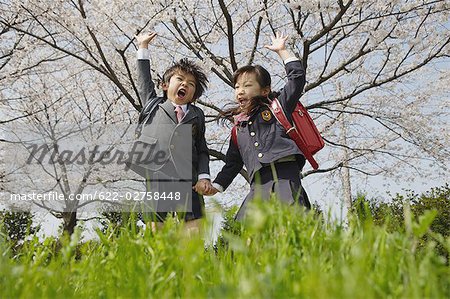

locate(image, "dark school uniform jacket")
[[214, 59, 306, 190], [128, 58, 210, 184]]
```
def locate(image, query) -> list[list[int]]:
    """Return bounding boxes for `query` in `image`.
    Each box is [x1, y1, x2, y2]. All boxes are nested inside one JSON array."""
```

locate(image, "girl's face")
[[234, 72, 270, 111]]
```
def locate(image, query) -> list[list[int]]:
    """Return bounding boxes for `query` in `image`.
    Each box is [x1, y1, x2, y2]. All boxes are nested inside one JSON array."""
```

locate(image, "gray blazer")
[[128, 59, 210, 184], [214, 60, 306, 190]]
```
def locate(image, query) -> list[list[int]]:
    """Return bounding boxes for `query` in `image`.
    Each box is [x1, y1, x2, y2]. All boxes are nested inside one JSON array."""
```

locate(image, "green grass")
[[1, 200, 449, 298]]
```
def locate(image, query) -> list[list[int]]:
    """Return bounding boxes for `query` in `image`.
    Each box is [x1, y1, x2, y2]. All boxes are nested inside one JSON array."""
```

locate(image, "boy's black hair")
[[162, 58, 208, 101]]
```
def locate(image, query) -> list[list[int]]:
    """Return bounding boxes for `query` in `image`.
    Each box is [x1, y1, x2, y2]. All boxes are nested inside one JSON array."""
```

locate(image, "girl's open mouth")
[[238, 98, 249, 108]]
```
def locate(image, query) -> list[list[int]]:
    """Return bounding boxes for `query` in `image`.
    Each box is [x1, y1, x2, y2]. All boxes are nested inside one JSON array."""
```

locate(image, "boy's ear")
[[161, 82, 169, 91]]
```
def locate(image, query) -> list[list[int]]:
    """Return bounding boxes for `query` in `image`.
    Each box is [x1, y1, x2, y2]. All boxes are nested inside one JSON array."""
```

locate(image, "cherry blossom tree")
[[1, 0, 449, 226]]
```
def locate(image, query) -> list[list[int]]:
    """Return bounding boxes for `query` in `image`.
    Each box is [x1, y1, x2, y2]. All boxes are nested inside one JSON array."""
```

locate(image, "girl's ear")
[[262, 87, 271, 97]]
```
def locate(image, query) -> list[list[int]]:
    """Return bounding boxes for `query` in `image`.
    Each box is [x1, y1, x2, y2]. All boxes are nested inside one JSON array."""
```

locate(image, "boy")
[[132, 32, 212, 231]]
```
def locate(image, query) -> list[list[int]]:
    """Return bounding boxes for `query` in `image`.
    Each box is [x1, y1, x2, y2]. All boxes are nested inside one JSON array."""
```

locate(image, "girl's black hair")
[[233, 65, 271, 90]]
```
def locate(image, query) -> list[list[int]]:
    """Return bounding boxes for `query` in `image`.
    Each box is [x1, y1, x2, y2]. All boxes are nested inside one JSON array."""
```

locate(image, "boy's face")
[[163, 71, 197, 105], [234, 72, 270, 111]]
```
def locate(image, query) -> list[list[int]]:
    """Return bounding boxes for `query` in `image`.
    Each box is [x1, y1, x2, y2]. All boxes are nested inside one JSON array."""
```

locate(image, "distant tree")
[[99, 212, 124, 235], [0, 210, 40, 246], [214, 205, 241, 254], [353, 184, 449, 258]]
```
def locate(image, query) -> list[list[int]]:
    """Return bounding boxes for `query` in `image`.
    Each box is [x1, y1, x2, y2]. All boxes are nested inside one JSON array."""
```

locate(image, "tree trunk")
[[339, 103, 353, 212], [62, 212, 77, 236]]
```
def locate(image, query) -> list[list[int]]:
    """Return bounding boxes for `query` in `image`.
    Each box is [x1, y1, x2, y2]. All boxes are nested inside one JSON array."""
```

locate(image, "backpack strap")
[[231, 125, 238, 147], [270, 99, 295, 134], [269, 98, 319, 169]]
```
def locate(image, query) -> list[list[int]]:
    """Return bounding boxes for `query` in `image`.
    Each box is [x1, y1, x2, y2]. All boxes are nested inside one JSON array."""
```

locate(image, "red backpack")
[[232, 99, 324, 169]]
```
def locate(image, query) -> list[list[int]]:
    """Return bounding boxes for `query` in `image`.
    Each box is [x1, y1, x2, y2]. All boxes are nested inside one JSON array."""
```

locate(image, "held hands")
[[193, 179, 219, 196], [135, 32, 157, 49], [204, 186, 218, 196], [193, 179, 213, 195]]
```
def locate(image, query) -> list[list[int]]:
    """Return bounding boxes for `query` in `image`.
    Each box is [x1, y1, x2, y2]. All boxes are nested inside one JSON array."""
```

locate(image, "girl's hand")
[[264, 32, 288, 52], [193, 179, 213, 195], [204, 187, 218, 196], [135, 32, 157, 49]]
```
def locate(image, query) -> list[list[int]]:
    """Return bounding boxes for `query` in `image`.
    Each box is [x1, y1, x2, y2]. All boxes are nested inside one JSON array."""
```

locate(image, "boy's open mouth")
[[177, 88, 187, 99]]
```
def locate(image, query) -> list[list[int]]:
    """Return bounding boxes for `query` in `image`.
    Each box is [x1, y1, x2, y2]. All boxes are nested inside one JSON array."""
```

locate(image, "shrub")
[[352, 184, 449, 259], [0, 210, 40, 248]]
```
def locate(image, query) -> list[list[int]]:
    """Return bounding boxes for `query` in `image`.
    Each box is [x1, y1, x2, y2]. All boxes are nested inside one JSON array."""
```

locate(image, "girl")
[[205, 32, 311, 220]]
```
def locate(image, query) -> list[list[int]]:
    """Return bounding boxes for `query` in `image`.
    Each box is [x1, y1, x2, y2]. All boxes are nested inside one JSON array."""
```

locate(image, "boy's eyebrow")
[[176, 73, 196, 84]]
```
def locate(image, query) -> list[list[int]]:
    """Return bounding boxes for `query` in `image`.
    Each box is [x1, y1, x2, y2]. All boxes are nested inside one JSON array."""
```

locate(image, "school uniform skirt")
[[235, 160, 311, 220]]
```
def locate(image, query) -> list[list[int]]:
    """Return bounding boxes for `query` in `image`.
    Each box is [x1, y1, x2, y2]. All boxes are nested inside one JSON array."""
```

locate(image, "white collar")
[[170, 102, 188, 113]]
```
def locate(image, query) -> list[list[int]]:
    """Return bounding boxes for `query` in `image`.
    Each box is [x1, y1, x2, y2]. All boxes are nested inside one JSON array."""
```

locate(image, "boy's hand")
[[135, 32, 157, 49], [264, 32, 295, 61], [193, 179, 212, 195]]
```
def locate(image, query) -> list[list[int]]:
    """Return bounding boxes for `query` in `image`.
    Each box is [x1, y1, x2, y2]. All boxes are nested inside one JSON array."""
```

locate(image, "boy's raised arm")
[[137, 32, 157, 50], [136, 32, 158, 107]]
